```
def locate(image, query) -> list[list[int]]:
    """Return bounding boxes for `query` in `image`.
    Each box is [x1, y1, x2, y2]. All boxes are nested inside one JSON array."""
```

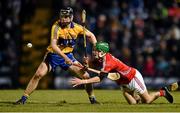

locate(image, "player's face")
[[60, 16, 71, 26], [93, 50, 104, 62], [93, 50, 99, 59]]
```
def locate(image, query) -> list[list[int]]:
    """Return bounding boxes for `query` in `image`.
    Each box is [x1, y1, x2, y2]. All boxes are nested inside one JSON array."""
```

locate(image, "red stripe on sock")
[[159, 89, 165, 96]]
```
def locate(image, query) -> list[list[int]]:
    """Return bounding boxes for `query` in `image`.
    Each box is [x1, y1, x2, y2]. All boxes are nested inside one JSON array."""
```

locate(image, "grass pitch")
[[0, 89, 180, 112]]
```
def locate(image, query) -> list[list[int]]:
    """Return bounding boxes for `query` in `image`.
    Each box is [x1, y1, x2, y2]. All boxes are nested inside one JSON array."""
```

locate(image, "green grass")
[[0, 89, 180, 112]]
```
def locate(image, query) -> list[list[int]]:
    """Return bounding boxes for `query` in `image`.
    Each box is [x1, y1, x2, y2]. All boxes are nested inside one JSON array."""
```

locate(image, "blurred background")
[[0, 0, 180, 89]]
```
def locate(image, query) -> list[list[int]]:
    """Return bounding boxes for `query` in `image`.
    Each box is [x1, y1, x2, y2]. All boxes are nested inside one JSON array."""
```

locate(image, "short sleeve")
[[51, 24, 59, 40], [74, 23, 89, 35]]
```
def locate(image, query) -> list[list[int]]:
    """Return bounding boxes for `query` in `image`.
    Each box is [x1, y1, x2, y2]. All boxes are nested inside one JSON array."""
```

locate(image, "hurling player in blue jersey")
[[15, 7, 99, 104]]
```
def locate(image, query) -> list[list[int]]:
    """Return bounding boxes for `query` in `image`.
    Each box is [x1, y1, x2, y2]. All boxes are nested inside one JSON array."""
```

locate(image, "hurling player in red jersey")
[[71, 42, 174, 104]]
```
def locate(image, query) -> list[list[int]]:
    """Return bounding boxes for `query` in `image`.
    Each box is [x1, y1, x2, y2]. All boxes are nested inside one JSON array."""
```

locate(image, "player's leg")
[[123, 78, 171, 104], [122, 90, 137, 104], [133, 70, 173, 104], [140, 90, 160, 103], [24, 61, 50, 96], [51, 52, 99, 104], [140, 87, 173, 104], [122, 85, 142, 104], [15, 54, 51, 104], [133, 94, 141, 103], [68, 62, 99, 104]]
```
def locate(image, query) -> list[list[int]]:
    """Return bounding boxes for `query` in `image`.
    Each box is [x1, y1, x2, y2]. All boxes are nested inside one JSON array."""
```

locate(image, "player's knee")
[[34, 71, 44, 79], [128, 101, 137, 105], [143, 99, 151, 104]]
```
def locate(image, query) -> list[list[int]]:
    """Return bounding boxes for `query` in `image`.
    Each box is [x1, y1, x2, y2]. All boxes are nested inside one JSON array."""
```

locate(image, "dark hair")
[[59, 7, 73, 17]]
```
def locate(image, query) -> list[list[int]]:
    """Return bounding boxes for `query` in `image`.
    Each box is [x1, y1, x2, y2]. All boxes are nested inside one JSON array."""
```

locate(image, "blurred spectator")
[[156, 55, 170, 77], [136, 53, 144, 72], [93, 14, 107, 41], [143, 55, 155, 77], [0, 0, 36, 88], [169, 57, 180, 77], [168, 3, 180, 18]]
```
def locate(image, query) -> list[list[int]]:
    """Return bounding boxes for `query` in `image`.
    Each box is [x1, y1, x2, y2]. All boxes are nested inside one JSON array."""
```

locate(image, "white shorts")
[[122, 69, 147, 94]]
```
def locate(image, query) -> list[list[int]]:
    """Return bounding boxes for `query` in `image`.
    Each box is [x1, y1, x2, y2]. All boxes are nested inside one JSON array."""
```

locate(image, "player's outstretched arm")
[[71, 76, 101, 87], [70, 71, 121, 87]]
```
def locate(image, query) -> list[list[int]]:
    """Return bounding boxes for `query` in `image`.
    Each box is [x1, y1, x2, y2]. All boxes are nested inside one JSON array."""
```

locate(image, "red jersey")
[[102, 53, 136, 84]]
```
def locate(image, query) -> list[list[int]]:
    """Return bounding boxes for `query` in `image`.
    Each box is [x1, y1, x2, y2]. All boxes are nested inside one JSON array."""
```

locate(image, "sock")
[[159, 89, 165, 96], [89, 95, 95, 99], [23, 93, 29, 98]]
